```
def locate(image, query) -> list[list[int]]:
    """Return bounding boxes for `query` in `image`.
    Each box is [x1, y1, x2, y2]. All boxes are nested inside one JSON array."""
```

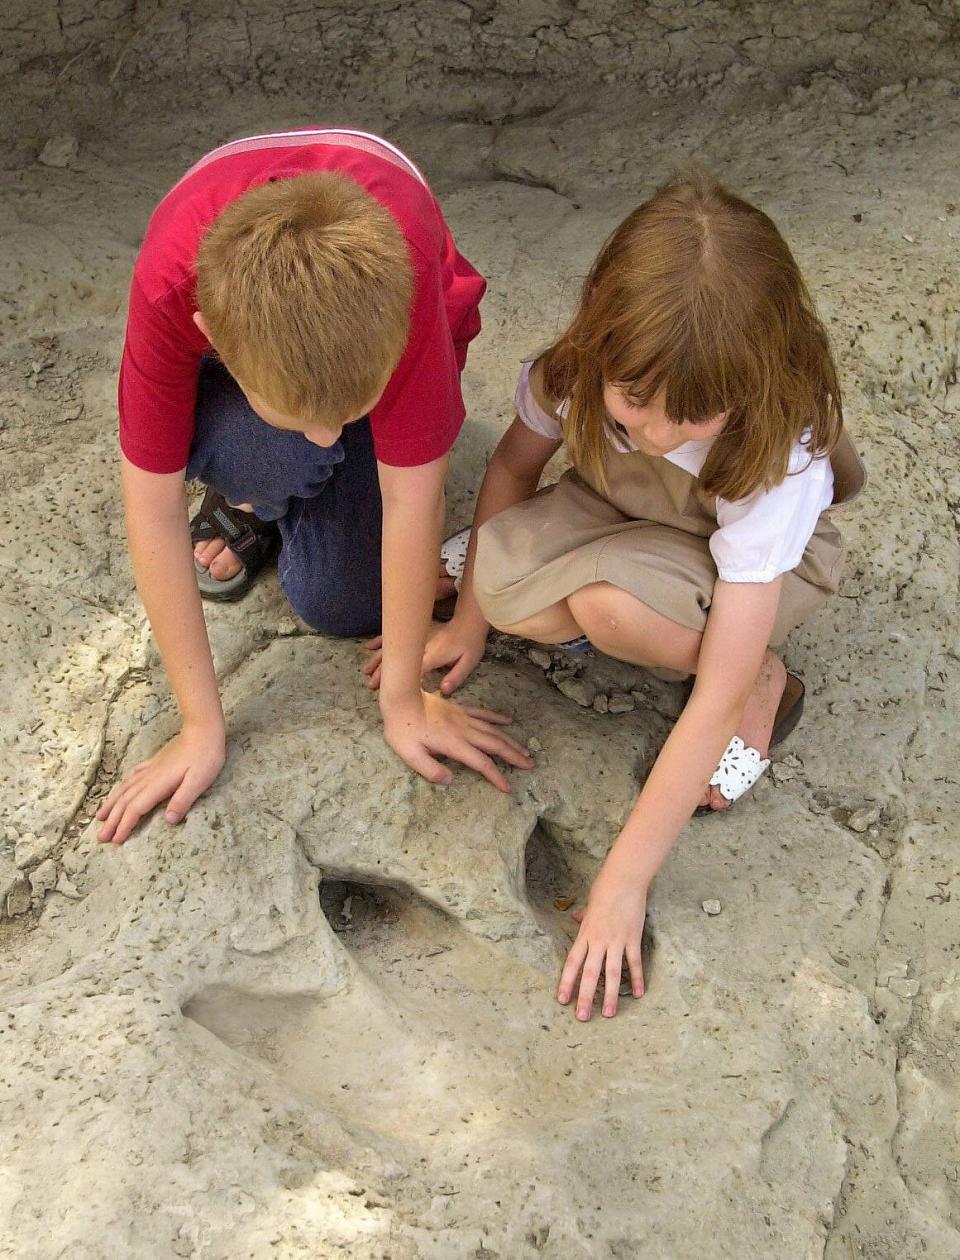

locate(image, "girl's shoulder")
[[515, 358, 566, 440]]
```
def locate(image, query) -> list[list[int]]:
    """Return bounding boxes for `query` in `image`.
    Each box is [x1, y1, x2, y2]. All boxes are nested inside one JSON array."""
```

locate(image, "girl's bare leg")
[[499, 582, 788, 811]]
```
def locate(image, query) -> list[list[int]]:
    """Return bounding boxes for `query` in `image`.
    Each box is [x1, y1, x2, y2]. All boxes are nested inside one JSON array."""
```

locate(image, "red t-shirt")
[[118, 129, 486, 472]]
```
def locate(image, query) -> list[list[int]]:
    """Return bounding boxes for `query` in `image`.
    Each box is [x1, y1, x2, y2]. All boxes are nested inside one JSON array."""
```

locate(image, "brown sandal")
[[190, 488, 280, 602]]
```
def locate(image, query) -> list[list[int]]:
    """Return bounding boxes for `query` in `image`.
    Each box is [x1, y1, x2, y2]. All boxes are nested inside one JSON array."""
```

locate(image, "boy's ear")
[[193, 310, 212, 343]]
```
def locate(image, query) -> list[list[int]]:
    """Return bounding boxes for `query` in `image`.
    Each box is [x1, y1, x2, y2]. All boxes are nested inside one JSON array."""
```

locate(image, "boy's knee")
[[284, 583, 379, 639]]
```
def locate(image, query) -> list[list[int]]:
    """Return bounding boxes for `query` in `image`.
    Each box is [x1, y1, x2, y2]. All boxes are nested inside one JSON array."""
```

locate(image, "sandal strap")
[[192, 489, 274, 559], [708, 736, 770, 803]]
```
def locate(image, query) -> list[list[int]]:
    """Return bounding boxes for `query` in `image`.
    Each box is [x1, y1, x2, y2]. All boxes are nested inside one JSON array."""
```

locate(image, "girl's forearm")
[[454, 454, 543, 629], [122, 470, 224, 733], [606, 690, 748, 887]]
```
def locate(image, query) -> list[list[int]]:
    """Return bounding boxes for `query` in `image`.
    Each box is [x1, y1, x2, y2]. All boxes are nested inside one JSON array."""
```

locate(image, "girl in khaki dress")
[[368, 170, 865, 1021]]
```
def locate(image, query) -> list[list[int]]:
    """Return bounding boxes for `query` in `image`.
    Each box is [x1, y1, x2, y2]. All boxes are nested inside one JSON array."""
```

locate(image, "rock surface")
[[1, 5, 959, 1259]]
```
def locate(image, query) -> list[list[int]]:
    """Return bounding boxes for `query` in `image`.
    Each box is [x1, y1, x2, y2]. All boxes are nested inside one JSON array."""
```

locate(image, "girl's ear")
[[193, 310, 212, 343]]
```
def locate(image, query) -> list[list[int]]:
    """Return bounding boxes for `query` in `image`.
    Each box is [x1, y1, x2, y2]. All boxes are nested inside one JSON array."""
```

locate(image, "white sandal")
[[697, 674, 805, 812], [440, 527, 470, 591]]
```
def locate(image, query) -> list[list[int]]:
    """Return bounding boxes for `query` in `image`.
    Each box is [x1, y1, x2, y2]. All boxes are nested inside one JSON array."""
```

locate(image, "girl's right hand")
[[96, 721, 227, 845], [362, 616, 489, 695]]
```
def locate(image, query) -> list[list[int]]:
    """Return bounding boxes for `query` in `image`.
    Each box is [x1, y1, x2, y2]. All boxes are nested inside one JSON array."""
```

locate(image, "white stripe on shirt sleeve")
[[515, 362, 564, 440]]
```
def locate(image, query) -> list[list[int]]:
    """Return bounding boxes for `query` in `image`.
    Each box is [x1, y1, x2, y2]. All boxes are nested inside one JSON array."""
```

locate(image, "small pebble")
[[607, 692, 635, 714], [38, 133, 79, 168], [29, 859, 58, 899], [701, 899, 722, 916], [55, 872, 82, 901], [527, 736, 543, 753], [277, 617, 298, 636], [527, 648, 552, 670], [592, 693, 609, 713], [847, 804, 881, 833], [557, 677, 596, 708], [6, 878, 32, 918], [887, 976, 920, 1000]]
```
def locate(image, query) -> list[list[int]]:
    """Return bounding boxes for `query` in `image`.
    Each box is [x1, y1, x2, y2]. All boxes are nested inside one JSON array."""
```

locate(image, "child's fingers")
[[602, 949, 624, 1017], [365, 665, 382, 690], [467, 723, 533, 768], [462, 706, 513, 725], [449, 740, 511, 793], [164, 771, 205, 823], [362, 635, 383, 650], [557, 937, 589, 1006], [404, 745, 455, 787], [625, 942, 645, 998], [440, 658, 471, 694], [361, 652, 382, 676], [576, 949, 604, 1021]]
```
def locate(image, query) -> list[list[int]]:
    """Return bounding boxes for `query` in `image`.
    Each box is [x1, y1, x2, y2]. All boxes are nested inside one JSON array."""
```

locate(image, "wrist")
[[181, 709, 226, 743], [378, 685, 424, 716]]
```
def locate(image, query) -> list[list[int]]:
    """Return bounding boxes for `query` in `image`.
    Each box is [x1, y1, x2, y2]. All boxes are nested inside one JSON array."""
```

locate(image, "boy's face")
[[192, 309, 383, 448], [239, 384, 383, 448]]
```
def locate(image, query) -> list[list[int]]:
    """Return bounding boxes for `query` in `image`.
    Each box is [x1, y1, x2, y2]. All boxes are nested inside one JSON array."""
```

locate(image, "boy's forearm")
[[121, 464, 224, 733], [377, 465, 446, 708]]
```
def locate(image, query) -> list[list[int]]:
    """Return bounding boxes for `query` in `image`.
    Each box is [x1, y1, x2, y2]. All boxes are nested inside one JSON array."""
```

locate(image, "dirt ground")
[[1, 3, 959, 1258]]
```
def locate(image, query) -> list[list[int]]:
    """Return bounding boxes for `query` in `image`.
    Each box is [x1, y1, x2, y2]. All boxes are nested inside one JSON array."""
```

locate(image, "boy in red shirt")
[[97, 128, 532, 845]]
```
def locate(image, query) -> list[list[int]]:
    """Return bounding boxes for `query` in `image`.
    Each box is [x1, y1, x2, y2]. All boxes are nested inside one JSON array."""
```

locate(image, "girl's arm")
[[364, 416, 561, 691], [558, 576, 783, 1019], [96, 456, 227, 843]]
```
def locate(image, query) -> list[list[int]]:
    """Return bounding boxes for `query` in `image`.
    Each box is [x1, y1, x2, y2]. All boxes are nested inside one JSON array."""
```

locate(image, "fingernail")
[[164, 810, 178, 823], [576, 1010, 590, 1022]]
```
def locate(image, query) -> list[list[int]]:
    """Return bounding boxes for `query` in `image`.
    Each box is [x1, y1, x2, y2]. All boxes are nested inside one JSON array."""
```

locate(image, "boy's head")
[[195, 171, 413, 441]]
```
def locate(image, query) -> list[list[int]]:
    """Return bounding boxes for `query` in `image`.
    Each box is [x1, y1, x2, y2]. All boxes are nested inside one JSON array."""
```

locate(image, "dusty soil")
[[1, 3, 959, 1258]]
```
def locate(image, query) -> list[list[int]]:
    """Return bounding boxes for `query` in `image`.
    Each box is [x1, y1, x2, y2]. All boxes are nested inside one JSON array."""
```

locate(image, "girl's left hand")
[[557, 861, 648, 1020]]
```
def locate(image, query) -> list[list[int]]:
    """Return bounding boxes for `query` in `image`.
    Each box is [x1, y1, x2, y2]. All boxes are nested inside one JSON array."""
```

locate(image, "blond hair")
[[197, 172, 412, 426], [540, 168, 843, 501]]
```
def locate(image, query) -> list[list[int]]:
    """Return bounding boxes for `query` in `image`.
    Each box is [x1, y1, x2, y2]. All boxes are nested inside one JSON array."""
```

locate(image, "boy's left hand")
[[558, 859, 648, 1020], [381, 688, 534, 793]]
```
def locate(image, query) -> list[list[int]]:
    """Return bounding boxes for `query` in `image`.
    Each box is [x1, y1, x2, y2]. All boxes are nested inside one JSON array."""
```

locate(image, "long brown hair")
[[540, 168, 843, 500]]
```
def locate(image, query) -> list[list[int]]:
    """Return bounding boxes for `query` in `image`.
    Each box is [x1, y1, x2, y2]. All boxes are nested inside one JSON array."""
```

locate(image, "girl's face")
[[603, 383, 728, 455]]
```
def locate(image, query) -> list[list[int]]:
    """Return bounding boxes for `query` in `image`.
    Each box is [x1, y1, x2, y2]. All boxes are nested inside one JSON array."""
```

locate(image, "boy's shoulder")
[[135, 131, 444, 304]]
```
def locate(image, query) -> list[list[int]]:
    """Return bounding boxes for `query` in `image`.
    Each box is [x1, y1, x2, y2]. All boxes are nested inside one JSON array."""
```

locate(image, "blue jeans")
[[186, 359, 383, 636]]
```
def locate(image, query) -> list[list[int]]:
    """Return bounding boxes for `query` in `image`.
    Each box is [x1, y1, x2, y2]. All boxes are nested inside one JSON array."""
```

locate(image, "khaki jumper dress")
[[474, 378, 866, 648]]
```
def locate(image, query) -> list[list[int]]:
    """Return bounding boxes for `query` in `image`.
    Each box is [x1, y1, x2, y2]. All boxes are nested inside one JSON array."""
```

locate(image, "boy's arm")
[[376, 454, 534, 790], [364, 417, 560, 692], [558, 577, 782, 1018], [96, 456, 226, 843]]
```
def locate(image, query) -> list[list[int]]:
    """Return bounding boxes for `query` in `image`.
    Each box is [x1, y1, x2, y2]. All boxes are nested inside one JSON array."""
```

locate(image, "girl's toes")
[[710, 786, 732, 811], [699, 787, 712, 808]]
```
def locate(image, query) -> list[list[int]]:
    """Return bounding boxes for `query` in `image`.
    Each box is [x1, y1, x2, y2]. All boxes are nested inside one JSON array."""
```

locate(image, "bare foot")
[[698, 650, 787, 812]]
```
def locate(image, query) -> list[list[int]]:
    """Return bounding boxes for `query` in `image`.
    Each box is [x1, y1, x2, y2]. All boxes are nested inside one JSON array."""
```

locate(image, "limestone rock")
[[38, 134, 79, 168]]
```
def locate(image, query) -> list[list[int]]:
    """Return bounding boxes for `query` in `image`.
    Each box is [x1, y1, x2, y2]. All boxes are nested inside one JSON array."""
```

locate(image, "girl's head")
[[541, 168, 843, 500]]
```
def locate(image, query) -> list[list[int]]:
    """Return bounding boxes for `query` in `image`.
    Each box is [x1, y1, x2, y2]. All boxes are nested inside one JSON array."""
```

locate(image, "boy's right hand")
[[363, 615, 488, 695], [380, 689, 533, 793], [96, 720, 226, 845]]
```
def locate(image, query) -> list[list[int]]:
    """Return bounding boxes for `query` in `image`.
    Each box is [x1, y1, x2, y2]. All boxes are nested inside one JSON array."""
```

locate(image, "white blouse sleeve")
[[710, 444, 835, 583], [514, 361, 564, 440]]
